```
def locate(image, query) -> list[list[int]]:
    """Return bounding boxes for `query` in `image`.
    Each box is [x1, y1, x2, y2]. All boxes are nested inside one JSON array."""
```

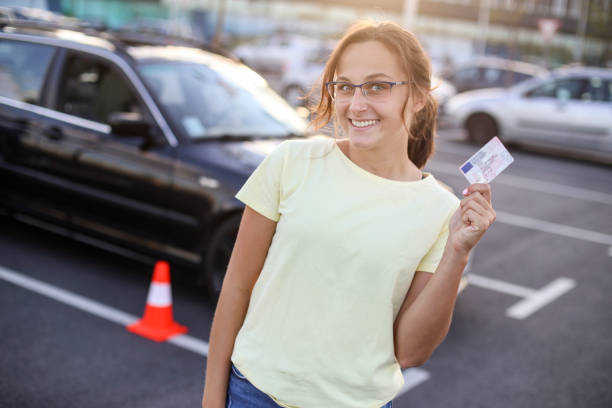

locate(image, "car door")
[[509, 76, 611, 155], [40, 49, 178, 258], [0, 38, 65, 221], [563, 76, 612, 157]]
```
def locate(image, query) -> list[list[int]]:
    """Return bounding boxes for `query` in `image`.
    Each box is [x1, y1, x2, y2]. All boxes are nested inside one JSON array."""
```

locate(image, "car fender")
[[446, 89, 508, 136]]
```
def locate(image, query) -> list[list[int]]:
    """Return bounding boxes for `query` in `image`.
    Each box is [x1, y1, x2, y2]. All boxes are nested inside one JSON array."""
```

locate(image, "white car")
[[443, 66, 612, 164], [440, 56, 547, 94], [233, 35, 333, 107], [235, 36, 456, 108]]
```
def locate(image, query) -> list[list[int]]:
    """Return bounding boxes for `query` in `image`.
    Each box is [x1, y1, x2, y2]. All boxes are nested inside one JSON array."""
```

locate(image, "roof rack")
[[109, 28, 235, 59]]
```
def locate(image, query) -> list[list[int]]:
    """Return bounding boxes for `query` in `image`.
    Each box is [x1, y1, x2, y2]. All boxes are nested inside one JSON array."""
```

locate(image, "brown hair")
[[310, 21, 437, 169]]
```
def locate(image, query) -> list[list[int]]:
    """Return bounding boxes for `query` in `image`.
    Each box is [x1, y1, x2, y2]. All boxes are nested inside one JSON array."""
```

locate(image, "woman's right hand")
[[447, 183, 496, 256]]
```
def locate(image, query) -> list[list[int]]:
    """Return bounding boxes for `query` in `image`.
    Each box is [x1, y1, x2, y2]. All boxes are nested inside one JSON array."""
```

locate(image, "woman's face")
[[334, 40, 418, 151]]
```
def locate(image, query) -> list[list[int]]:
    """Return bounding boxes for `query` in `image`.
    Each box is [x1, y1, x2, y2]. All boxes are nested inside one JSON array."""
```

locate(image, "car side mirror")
[[108, 112, 150, 138]]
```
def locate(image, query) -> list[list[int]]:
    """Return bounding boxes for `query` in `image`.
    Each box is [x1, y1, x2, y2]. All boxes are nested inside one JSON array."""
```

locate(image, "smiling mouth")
[[350, 119, 380, 128]]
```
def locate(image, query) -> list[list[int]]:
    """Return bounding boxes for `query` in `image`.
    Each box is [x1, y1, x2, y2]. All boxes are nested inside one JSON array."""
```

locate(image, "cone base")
[[127, 320, 188, 342]]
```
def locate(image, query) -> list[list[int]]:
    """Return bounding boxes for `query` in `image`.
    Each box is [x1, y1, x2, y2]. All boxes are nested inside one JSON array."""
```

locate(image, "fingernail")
[[462, 188, 469, 196]]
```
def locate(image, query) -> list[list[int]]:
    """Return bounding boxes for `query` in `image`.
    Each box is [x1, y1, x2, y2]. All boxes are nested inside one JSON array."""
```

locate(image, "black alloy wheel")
[[466, 114, 499, 145], [203, 213, 241, 303]]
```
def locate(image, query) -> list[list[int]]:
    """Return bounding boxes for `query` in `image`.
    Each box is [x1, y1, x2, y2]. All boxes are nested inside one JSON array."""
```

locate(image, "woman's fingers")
[[460, 190, 496, 232], [462, 184, 496, 225], [461, 192, 489, 213], [463, 183, 492, 204], [461, 197, 488, 217], [461, 208, 491, 232]]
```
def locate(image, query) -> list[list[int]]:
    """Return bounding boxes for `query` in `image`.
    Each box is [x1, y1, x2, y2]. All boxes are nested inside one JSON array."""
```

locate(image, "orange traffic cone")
[[127, 261, 188, 342]]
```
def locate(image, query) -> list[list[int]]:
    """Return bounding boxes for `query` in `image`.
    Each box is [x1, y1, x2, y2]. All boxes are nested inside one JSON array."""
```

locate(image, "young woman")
[[202, 21, 496, 408]]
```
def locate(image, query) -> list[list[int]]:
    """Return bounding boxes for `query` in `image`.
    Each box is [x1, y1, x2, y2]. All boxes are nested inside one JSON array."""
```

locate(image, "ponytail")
[[408, 93, 437, 169]]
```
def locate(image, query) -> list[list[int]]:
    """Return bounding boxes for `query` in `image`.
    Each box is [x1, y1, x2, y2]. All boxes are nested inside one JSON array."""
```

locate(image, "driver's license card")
[[459, 137, 514, 184]]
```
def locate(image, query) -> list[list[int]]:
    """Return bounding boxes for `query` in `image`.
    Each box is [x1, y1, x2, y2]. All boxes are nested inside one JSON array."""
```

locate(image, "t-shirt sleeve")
[[416, 202, 459, 273], [235, 141, 289, 222]]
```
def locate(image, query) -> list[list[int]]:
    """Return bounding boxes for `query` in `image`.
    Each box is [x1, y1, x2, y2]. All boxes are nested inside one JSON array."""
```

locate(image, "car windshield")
[[137, 59, 307, 139]]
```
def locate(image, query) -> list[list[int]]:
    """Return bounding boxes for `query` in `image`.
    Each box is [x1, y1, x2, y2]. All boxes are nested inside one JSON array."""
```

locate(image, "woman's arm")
[[393, 183, 496, 368], [201, 206, 277, 408]]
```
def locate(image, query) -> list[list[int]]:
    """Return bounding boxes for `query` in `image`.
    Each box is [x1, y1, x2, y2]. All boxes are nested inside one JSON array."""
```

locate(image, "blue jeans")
[[226, 363, 393, 408]]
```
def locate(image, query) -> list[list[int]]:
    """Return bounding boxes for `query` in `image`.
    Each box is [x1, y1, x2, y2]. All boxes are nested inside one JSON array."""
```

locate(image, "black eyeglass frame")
[[325, 80, 412, 100]]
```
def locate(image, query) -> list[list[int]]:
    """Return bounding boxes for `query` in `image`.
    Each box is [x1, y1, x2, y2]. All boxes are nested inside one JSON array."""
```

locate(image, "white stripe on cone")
[[147, 282, 172, 307]]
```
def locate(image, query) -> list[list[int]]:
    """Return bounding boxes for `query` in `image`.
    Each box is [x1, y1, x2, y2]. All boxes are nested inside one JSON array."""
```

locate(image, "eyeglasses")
[[325, 80, 411, 102]]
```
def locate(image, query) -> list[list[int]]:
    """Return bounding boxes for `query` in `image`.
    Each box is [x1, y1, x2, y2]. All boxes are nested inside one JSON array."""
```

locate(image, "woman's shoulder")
[[421, 174, 461, 209], [279, 136, 336, 158]]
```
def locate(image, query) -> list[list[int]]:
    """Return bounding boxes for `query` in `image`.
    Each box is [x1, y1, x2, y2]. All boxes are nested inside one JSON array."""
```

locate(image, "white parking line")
[[495, 210, 612, 246], [0, 265, 137, 326], [427, 161, 612, 206], [468, 274, 535, 298], [0, 265, 209, 356], [168, 333, 209, 356], [468, 274, 576, 320], [0, 265, 430, 393], [505, 278, 576, 320]]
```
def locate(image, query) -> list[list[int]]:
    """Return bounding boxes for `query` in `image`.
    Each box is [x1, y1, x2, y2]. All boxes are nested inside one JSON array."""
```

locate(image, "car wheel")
[[466, 114, 498, 145], [203, 213, 241, 303], [284, 84, 307, 107]]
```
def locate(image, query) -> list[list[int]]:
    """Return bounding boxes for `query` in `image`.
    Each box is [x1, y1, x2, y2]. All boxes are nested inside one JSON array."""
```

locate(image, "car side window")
[[483, 68, 503, 86], [526, 78, 587, 101], [452, 67, 479, 83], [0, 39, 55, 105], [514, 72, 533, 84], [57, 53, 144, 124], [580, 76, 610, 102]]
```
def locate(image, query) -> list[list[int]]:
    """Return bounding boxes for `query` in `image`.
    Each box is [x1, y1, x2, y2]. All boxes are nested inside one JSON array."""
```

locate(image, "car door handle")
[[44, 126, 64, 141]]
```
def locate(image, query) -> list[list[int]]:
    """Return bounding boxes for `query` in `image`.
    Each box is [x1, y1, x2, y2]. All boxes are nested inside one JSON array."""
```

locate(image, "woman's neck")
[[338, 139, 423, 182]]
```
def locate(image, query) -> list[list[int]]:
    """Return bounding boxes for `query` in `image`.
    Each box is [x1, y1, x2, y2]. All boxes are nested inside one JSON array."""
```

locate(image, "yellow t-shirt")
[[231, 137, 459, 408]]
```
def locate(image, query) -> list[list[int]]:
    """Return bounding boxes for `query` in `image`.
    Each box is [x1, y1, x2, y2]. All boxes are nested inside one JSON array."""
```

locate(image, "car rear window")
[[0, 39, 55, 105]]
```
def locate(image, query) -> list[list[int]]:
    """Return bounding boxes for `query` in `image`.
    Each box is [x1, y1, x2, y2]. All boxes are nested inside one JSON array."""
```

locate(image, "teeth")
[[352, 119, 378, 128]]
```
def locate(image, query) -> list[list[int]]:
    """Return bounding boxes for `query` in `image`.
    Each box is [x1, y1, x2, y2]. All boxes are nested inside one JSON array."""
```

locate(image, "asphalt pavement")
[[1, 129, 611, 408]]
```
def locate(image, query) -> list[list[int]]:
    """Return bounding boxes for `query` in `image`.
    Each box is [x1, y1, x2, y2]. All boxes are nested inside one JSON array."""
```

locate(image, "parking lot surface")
[[1, 129, 611, 408]]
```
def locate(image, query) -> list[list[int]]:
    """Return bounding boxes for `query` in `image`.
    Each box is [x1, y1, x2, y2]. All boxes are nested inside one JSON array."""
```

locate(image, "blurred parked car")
[[441, 56, 547, 94], [233, 35, 333, 107], [431, 74, 457, 108], [0, 16, 308, 300], [235, 36, 457, 109], [443, 66, 612, 164]]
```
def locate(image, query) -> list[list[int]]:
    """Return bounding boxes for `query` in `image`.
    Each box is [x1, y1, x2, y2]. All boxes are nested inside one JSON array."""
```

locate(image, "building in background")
[[1, 0, 610, 67]]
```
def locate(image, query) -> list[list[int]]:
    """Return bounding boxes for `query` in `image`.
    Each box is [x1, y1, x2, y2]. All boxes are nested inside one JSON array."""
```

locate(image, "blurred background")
[[1, 1, 611, 408], [2, 0, 611, 86], [3, 0, 609, 65]]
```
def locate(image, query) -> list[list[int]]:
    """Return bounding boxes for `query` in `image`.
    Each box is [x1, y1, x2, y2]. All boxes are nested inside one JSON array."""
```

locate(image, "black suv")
[[0, 16, 308, 300]]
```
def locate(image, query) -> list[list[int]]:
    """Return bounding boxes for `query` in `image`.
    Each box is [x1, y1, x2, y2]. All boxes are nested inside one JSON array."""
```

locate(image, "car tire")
[[203, 213, 241, 303], [466, 114, 499, 145]]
